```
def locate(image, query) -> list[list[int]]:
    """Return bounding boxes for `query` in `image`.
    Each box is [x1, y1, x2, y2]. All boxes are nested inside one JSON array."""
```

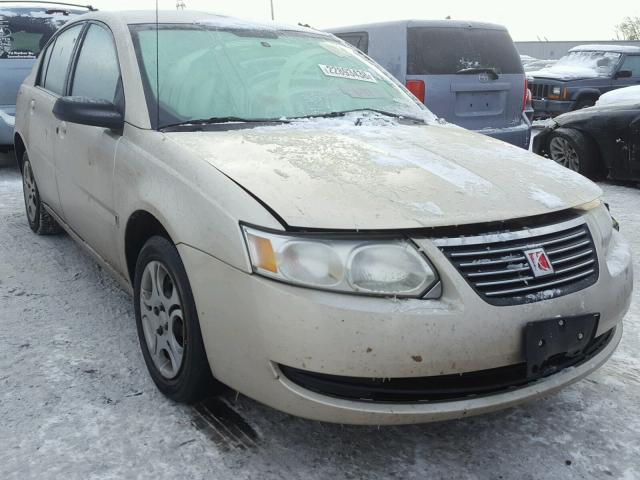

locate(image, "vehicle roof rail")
[[0, 1, 97, 11]]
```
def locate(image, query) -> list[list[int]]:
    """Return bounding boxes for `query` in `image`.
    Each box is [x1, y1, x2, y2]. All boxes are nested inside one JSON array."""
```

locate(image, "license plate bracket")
[[525, 314, 599, 378]]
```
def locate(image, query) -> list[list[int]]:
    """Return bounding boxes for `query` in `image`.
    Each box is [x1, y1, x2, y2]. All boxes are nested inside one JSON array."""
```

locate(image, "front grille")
[[279, 328, 614, 403], [434, 217, 599, 306], [530, 83, 549, 99]]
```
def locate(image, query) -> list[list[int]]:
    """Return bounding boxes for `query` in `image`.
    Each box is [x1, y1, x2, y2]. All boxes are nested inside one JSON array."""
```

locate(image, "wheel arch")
[[572, 89, 600, 108], [124, 210, 175, 284], [13, 133, 26, 171]]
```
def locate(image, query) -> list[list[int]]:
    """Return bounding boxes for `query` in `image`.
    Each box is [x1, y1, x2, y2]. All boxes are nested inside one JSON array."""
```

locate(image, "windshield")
[[129, 23, 432, 129], [0, 5, 85, 59], [551, 50, 621, 77]]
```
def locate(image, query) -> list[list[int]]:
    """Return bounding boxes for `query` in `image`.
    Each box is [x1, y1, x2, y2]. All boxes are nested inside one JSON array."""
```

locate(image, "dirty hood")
[[165, 117, 601, 230]]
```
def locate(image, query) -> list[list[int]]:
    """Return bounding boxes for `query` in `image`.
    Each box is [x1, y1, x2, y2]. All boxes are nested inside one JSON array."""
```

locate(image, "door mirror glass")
[[614, 70, 632, 79], [53, 96, 124, 130]]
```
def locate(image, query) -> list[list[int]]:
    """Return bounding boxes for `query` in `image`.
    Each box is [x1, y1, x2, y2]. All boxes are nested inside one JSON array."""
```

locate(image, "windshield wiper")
[[295, 108, 425, 123], [455, 67, 500, 80], [161, 116, 284, 130]]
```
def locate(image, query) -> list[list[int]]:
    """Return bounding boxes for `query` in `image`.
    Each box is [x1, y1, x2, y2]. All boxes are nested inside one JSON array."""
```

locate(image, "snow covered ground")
[[0, 158, 639, 480]]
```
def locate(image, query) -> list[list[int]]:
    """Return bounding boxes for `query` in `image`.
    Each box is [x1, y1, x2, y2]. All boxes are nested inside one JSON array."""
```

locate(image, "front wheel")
[[547, 128, 600, 179], [134, 235, 223, 403]]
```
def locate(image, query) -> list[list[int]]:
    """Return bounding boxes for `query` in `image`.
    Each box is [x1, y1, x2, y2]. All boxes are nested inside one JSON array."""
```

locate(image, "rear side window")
[[620, 55, 640, 77], [407, 27, 523, 75], [335, 32, 369, 54], [42, 24, 83, 95], [0, 6, 85, 59], [71, 24, 120, 102]]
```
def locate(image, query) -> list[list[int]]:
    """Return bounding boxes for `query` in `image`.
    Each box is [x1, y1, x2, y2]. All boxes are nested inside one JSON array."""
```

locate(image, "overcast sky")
[[87, 0, 638, 41]]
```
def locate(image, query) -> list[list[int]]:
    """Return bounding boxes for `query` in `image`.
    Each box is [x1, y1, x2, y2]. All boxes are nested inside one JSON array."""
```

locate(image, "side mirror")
[[614, 70, 632, 79], [52, 96, 124, 130]]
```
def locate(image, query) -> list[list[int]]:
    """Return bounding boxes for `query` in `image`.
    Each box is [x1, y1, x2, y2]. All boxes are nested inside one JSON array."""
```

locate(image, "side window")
[[620, 55, 640, 77], [71, 24, 121, 103], [42, 24, 83, 95], [38, 42, 54, 86], [335, 32, 369, 54]]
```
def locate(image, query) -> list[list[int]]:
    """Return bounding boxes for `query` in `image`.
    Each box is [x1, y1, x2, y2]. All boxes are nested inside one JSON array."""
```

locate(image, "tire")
[[133, 235, 223, 403], [547, 128, 600, 179], [21, 153, 63, 235], [572, 97, 596, 110]]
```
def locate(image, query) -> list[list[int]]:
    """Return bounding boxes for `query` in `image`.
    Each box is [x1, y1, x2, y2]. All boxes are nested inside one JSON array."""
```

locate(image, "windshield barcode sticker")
[[318, 64, 377, 83]]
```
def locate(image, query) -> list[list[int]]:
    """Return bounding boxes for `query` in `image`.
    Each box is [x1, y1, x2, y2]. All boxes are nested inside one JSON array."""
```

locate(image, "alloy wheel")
[[139, 261, 186, 379], [22, 161, 38, 224], [549, 136, 580, 172]]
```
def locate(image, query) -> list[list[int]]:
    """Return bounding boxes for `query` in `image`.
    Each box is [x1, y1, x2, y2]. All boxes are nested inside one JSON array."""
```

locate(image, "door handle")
[[29, 99, 36, 113], [56, 122, 67, 137]]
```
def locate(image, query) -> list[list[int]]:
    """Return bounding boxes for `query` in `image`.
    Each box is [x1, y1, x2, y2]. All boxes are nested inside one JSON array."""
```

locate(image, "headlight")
[[242, 225, 439, 298], [552, 86, 562, 96]]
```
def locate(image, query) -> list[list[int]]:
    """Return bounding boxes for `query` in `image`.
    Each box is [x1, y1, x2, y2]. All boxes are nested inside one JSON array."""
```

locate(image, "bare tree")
[[615, 16, 640, 40]]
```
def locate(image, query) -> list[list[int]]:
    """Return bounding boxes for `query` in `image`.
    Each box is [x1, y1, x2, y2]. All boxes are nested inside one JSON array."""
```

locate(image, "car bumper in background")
[[177, 210, 632, 425], [532, 99, 573, 117], [0, 106, 16, 146], [475, 119, 531, 149]]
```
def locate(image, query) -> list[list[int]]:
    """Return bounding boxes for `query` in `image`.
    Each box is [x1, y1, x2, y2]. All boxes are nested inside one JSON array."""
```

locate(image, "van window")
[[334, 32, 369, 54], [42, 24, 83, 95], [0, 6, 85, 59], [407, 27, 523, 75], [71, 24, 120, 102]]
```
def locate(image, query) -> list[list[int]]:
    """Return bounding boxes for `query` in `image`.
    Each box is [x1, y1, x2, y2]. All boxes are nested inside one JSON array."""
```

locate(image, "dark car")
[[529, 45, 640, 119], [0, 1, 95, 151], [533, 102, 640, 182]]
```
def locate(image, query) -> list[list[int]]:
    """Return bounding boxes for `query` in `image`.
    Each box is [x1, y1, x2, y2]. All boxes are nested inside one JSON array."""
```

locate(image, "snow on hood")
[[164, 115, 602, 230], [596, 85, 640, 106], [529, 65, 601, 80]]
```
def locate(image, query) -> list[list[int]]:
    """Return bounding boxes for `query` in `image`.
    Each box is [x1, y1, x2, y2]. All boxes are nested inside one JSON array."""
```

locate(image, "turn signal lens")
[[246, 233, 277, 273]]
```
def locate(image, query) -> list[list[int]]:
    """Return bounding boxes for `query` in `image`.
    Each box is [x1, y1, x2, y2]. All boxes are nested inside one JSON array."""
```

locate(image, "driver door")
[[54, 22, 123, 267]]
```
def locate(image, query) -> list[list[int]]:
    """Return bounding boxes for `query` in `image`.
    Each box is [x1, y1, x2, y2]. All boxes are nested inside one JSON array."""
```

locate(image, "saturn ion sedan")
[[13, 11, 633, 424]]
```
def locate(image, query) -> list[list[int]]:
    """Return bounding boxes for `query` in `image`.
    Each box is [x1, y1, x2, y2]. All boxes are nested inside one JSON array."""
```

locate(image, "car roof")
[[328, 19, 508, 33], [569, 44, 640, 54], [74, 10, 327, 36]]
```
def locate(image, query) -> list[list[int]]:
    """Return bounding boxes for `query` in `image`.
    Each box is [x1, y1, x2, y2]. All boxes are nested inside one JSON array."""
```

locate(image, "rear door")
[[406, 26, 525, 131], [25, 22, 84, 213]]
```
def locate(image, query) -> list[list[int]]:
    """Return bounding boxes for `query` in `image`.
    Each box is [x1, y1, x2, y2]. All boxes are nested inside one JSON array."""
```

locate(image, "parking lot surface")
[[0, 160, 639, 480]]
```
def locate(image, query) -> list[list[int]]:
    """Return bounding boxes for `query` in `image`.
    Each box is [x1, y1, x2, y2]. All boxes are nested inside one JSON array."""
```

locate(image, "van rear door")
[[406, 25, 525, 131]]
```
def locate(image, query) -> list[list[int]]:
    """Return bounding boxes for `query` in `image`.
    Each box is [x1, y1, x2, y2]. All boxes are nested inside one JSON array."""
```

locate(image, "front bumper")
[[178, 213, 633, 425], [0, 106, 16, 146], [532, 99, 573, 117]]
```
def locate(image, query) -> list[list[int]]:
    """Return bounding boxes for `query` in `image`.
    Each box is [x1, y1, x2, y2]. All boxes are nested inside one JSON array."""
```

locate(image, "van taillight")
[[406, 80, 425, 103], [522, 78, 529, 111]]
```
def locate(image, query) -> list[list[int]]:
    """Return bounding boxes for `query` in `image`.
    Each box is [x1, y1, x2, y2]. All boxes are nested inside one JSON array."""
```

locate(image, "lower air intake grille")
[[435, 216, 599, 306]]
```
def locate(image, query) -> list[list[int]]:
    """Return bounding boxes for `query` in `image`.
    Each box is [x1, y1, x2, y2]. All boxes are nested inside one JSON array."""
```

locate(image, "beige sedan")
[[14, 10, 633, 424]]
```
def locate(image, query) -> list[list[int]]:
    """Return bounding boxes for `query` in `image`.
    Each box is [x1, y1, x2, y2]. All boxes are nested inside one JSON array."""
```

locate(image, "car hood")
[[165, 117, 601, 230], [529, 66, 601, 81]]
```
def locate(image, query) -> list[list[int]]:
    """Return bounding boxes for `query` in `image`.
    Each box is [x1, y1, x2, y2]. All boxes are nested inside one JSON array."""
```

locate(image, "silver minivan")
[[0, 1, 93, 151], [329, 20, 531, 149]]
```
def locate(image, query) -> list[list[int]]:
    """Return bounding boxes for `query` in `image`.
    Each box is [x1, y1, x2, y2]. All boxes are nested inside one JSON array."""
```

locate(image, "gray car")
[[0, 1, 93, 151], [328, 20, 531, 149]]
